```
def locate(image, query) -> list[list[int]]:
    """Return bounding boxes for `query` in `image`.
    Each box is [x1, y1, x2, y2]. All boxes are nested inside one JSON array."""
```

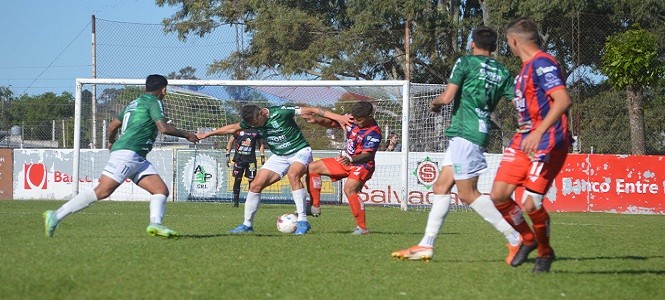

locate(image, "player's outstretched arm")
[[196, 123, 242, 140], [302, 114, 340, 128], [299, 106, 354, 128], [156, 119, 199, 143]]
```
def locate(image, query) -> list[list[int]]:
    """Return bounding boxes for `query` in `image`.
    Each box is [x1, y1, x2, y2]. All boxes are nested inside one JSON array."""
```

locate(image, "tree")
[[167, 66, 199, 79], [601, 27, 664, 154], [0, 86, 14, 131], [155, 0, 485, 83]]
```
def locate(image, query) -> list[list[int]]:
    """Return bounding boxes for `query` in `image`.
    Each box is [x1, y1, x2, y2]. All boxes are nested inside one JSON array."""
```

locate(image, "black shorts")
[[232, 161, 257, 180]]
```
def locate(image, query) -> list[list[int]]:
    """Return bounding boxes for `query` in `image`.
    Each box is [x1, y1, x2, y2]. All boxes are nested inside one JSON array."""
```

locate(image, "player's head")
[[145, 74, 168, 99], [471, 27, 498, 52], [350, 101, 374, 127], [241, 105, 268, 127], [506, 18, 540, 55]]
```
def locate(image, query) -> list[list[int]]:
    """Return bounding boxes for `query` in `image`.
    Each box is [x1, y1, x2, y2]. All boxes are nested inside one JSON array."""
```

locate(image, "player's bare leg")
[[286, 162, 310, 235]]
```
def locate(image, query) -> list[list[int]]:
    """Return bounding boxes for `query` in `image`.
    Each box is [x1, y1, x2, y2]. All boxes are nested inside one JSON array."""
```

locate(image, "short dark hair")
[[240, 105, 262, 124], [472, 27, 498, 52], [506, 18, 539, 44], [145, 74, 168, 92], [349, 101, 374, 118]]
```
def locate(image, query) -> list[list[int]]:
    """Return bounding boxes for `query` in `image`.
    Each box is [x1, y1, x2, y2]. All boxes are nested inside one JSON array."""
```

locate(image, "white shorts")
[[102, 150, 159, 184], [442, 137, 488, 180], [262, 147, 313, 178]]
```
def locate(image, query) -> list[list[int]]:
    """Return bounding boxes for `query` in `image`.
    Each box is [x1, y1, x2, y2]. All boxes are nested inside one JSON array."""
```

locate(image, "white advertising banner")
[[14, 149, 173, 201], [348, 152, 501, 206]]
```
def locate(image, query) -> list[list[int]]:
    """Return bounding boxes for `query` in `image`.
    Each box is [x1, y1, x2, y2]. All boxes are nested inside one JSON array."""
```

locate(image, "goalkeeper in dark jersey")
[[225, 128, 265, 207]]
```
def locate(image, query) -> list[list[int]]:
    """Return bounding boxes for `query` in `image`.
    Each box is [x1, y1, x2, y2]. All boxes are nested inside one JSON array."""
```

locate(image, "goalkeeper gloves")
[[260, 154, 265, 166], [225, 152, 231, 167]]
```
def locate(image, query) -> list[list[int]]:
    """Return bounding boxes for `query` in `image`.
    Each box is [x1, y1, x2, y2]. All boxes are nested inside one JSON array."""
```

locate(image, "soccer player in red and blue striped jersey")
[[491, 18, 573, 273], [305, 101, 382, 235]]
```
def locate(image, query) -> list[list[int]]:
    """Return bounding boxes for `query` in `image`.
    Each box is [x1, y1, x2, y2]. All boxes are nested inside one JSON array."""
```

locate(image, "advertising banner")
[[362, 153, 665, 214], [549, 154, 664, 214], [13, 149, 173, 201], [354, 152, 499, 207], [0, 149, 12, 200], [175, 150, 341, 203]]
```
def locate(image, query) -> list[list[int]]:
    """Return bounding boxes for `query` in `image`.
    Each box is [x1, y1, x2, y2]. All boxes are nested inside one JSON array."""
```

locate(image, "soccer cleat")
[[294, 221, 311, 235], [146, 224, 180, 239], [43, 210, 59, 237], [303, 205, 321, 217], [391, 246, 434, 261], [310, 206, 321, 217], [507, 241, 538, 267], [229, 224, 254, 233], [533, 251, 556, 273], [351, 226, 369, 235]]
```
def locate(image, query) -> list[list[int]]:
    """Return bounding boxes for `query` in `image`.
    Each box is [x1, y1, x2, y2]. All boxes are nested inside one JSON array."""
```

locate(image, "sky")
[[0, 0, 181, 97]]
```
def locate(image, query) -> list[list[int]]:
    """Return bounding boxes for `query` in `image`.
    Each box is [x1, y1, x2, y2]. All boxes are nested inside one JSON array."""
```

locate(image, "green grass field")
[[1, 200, 664, 299]]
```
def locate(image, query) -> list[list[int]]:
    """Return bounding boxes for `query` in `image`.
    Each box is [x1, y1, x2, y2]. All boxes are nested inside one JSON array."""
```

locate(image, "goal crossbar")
[[73, 78, 411, 210]]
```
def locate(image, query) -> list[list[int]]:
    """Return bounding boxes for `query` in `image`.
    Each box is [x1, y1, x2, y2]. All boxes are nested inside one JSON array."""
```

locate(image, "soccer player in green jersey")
[[392, 27, 528, 265], [197, 105, 353, 235], [43, 74, 199, 238]]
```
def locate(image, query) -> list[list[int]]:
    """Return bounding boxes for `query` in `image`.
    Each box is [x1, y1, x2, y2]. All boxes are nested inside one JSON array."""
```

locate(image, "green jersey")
[[240, 106, 309, 155], [111, 94, 166, 157], [445, 55, 514, 147]]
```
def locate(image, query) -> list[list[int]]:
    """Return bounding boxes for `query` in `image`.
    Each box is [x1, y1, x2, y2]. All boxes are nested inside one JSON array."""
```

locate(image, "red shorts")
[[494, 146, 568, 194], [320, 157, 374, 183]]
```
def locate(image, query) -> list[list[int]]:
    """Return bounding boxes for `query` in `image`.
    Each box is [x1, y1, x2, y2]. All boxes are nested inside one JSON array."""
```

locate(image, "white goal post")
[[73, 78, 430, 209]]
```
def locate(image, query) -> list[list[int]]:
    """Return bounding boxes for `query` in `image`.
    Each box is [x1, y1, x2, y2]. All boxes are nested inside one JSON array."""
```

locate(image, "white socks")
[[149, 194, 167, 224], [243, 191, 261, 227], [418, 194, 451, 248], [55, 189, 98, 221], [469, 195, 521, 246], [292, 188, 308, 221]]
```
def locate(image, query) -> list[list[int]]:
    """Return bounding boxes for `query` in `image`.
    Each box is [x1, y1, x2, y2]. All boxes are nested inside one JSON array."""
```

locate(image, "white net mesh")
[[75, 80, 480, 211]]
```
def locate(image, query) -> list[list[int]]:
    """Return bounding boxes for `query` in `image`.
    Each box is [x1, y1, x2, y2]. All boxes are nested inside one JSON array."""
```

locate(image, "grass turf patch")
[[1, 200, 664, 299]]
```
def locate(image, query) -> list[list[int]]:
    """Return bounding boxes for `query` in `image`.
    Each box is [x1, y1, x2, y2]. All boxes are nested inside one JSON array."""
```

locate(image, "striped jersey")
[[510, 51, 572, 154], [343, 119, 382, 171]]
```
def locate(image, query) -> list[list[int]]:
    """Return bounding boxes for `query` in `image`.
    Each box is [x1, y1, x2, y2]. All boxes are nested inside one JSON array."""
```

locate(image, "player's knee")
[[343, 186, 358, 196], [522, 190, 543, 212]]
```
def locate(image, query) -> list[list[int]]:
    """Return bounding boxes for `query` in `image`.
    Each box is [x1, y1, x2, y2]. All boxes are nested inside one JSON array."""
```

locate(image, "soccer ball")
[[276, 213, 298, 233]]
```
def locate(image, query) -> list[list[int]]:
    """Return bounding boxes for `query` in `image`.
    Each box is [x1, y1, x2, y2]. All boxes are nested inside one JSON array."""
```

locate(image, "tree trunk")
[[480, 0, 490, 26], [451, 0, 460, 51], [626, 87, 645, 154]]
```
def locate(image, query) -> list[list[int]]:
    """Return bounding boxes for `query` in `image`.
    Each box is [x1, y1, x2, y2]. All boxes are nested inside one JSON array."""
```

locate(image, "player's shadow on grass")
[[179, 233, 284, 239], [556, 255, 664, 262], [554, 269, 665, 275], [325, 230, 461, 235], [553, 255, 665, 275]]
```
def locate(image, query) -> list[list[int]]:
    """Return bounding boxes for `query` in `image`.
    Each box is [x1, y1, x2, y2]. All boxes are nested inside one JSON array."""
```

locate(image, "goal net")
[[72, 79, 481, 211]]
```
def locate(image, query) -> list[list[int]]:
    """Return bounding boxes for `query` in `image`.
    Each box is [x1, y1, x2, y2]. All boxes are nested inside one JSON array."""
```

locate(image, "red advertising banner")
[[534, 154, 664, 214]]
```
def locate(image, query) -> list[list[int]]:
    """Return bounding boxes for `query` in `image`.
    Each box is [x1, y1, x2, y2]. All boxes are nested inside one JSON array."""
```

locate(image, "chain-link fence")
[[2, 14, 663, 154]]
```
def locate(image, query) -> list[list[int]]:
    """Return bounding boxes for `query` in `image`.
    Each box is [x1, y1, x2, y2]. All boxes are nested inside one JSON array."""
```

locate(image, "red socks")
[[307, 173, 321, 208], [528, 207, 553, 258], [495, 200, 537, 246], [347, 193, 366, 230]]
